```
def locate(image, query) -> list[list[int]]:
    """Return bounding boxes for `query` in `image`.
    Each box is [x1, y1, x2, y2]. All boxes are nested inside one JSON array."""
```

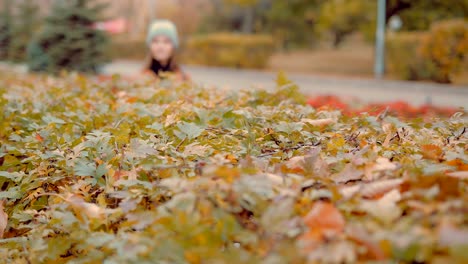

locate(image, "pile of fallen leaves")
[[0, 70, 467, 263], [307, 95, 459, 119]]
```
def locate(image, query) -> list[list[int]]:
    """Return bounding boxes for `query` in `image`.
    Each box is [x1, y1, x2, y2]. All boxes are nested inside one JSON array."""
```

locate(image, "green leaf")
[[0, 171, 24, 183], [176, 121, 204, 140]]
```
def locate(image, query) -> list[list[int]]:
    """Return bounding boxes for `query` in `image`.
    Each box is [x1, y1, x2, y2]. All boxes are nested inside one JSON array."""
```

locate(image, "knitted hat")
[[146, 20, 179, 49]]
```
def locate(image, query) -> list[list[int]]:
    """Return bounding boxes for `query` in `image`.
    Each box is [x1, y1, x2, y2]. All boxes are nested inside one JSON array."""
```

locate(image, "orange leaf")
[[446, 159, 468, 171], [35, 133, 44, 142], [303, 202, 345, 234], [421, 144, 443, 160], [299, 202, 345, 251], [126, 97, 138, 103]]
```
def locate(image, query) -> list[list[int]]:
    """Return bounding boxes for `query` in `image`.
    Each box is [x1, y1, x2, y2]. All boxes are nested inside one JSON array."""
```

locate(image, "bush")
[[420, 19, 468, 83], [183, 33, 275, 69], [386, 32, 431, 81], [386, 19, 468, 83]]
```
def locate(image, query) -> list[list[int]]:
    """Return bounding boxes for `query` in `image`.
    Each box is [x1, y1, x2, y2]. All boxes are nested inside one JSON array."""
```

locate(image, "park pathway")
[[104, 60, 468, 109], [2, 61, 466, 109]]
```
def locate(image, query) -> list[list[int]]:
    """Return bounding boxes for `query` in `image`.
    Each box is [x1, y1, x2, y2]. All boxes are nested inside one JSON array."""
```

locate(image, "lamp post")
[[374, 0, 386, 79]]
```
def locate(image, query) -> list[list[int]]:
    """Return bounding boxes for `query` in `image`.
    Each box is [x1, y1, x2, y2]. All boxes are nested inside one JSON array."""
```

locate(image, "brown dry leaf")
[[340, 178, 404, 199], [0, 200, 7, 238], [65, 194, 105, 221], [301, 118, 335, 126], [360, 189, 402, 224], [299, 202, 345, 252], [382, 123, 394, 147], [285, 148, 329, 176], [183, 143, 209, 156], [333, 163, 363, 184], [364, 157, 398, 181]]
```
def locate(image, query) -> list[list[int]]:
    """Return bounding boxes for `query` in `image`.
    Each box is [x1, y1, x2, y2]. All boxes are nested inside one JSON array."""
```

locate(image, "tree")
[[8, 0, 40, 62], [317, 0, 375, 48], [225, 0, 260, 33], [261, 0, 323, 49], [27, 0, 110, 73], [0, 0, 13, 60], [387, 0, 468, 31]]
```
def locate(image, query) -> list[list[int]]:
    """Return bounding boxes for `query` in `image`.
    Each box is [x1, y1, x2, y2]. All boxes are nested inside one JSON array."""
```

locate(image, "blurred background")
[[0, 0, 467, 85], [0, 0, 468, 112]]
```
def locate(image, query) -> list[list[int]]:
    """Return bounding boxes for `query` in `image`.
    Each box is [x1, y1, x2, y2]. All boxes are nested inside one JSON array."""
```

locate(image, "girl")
[[143, 20, 189, 81]]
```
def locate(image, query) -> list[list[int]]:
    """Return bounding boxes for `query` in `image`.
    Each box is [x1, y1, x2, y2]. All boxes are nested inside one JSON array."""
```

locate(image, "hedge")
[[183, 33, 275, 69], [420, 19, 468, 83], [386, 32, 430, 81], [109, 39, 147, 60], [386, 19, 468, 83]]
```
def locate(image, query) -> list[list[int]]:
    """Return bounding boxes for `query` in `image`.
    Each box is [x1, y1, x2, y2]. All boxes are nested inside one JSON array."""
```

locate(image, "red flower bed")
[[307, 95, 459, 118]]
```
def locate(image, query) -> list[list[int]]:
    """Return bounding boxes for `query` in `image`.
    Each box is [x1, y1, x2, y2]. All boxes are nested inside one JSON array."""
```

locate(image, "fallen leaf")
[[301, 118, 335, 126], [65, 194, 106, 222], [333, 163, 363, 184], [35, 133, 44, 142], [360, 189, 402, 224], [0, 200, 7, 238], [446, 171, 468, 179], [299, 202, 345, 252], [306, 240, 357, 264], [421, 144, 443, 161], [340, 178, 404, 199], [438, 221, 468, 246], [183, 143, 210, 156], [347, 226, 387, 260], [364, 157, 398, 180]]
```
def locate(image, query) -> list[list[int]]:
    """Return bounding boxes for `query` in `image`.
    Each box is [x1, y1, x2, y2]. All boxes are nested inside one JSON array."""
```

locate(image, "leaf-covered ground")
[[0, 70, 467, 263]]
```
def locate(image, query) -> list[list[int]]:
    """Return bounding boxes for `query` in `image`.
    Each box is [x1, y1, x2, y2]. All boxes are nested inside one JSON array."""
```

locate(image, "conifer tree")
[[28, 0, 110, 73], [0, 0, 13, 60], [8, 0, 40, 62]]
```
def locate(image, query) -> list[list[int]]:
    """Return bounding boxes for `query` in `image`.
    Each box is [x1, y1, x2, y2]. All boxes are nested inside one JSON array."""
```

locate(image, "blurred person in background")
[[143, 19, 189, 81]]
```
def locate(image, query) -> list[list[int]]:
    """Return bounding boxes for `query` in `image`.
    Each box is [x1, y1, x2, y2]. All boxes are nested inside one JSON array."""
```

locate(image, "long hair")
[[144, 53, 181, 75]]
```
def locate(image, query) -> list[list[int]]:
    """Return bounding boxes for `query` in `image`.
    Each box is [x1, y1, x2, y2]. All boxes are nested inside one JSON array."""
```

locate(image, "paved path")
[[103, 60, 468, 109], [2, 61, 467, 109]]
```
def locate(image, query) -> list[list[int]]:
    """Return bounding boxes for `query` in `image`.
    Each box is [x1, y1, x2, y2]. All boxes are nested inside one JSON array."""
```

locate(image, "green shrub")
[[386, 19, 468, 83], [420, 19, 468, 83], [183, 33, 275, 69], [386, 32, 431, 81]]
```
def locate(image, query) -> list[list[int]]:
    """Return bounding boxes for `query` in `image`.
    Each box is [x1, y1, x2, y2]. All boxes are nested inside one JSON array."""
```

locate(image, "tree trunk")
[[241, 7, 254, 34], [332, 32, 344, 49]]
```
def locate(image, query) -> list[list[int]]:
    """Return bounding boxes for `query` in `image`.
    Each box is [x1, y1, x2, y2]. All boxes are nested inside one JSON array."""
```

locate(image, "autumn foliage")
[[0, 70, 467, 263], [387, 19, 468, 83], [307, 95, 459, 119]]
